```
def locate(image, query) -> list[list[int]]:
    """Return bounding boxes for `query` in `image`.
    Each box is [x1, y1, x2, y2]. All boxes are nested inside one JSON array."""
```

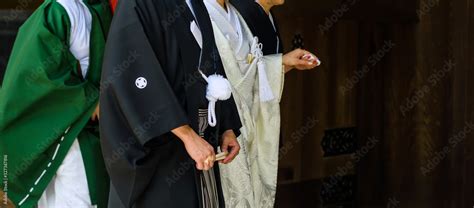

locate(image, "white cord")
[[199, 70, 232, 127], [251, 37, 275, 102]]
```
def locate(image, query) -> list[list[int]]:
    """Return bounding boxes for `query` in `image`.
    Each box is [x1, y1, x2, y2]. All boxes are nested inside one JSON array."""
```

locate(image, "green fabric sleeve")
[[45, 2, 71, 45], [0, 1, 98, 206]]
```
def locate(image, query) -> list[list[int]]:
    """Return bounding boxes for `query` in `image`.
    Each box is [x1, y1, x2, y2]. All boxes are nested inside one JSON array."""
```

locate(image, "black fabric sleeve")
[[219, 96, 242, 137], [100, 0, 188, 147]]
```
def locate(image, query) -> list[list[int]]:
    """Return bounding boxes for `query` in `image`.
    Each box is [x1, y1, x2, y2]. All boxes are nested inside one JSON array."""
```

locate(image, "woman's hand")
[[220, 130, 240, 164], [283, 49, 320, 73], [172, 125, 216, 170]]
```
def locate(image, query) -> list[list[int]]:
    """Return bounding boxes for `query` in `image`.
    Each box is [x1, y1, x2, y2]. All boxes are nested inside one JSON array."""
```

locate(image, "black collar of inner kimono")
[[190, 0, 220, 75]]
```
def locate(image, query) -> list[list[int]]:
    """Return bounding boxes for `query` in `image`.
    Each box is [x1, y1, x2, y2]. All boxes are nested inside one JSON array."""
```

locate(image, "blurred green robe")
[[0, 0, 111, 207]]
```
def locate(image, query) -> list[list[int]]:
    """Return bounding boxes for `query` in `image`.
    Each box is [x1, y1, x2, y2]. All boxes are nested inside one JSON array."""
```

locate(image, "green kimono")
[[0, 0, 111, 207]]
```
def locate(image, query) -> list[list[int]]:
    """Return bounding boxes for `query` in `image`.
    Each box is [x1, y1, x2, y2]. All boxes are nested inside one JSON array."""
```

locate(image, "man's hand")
[[283, 49, 320, 73], [172, 125, 216, 170], [220, 130, 240, 164], [91, 103, 100, 121]]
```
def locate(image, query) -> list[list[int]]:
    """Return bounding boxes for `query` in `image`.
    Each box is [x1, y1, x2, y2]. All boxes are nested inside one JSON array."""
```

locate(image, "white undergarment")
[[38, 139, 95, 208], [57, 0, 92, 78]]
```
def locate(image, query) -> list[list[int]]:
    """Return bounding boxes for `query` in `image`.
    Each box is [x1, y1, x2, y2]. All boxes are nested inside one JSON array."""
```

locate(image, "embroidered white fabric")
[[204, 1, 285, 207]]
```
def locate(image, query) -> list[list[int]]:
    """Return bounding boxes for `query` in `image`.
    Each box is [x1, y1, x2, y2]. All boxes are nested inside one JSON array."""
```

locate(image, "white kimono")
[[203, 1, 285, 207]]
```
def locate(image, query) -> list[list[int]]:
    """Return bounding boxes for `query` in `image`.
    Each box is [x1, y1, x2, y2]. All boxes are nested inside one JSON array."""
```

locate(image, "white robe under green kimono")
[[203, 1, 285, 207], [0, 0, 111, 207]]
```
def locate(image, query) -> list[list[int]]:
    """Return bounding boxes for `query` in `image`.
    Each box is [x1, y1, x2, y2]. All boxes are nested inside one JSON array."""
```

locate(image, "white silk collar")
[[203, 0, 250, 60]]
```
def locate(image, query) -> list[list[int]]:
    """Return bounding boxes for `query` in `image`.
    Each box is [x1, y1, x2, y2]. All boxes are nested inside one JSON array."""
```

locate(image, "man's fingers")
[[221, 142, 229, 153], [200, 149, 215, 170], [208, 148, 216, 165], [203, 160, 209, 170], [223, 144, 240, 164], [204, 157, 213, 170], [209, 145, 216, 154], [206, 155, 215, 169], [196, 161, 204, 170]]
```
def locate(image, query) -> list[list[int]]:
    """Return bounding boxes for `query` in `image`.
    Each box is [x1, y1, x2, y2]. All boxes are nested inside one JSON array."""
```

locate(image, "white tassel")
[[251, 37, 275, 102], [200, 71, 233, 127], [257, 60, 274, 102]]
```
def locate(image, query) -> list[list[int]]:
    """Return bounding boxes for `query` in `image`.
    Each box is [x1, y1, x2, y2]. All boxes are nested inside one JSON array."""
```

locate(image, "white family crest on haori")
[[135, 77, 148, 89]]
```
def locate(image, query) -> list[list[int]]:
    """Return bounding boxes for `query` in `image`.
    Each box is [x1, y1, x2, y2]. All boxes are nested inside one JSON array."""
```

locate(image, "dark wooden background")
[[273, 0, 474, 207], [1, 0, 473, 207]]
